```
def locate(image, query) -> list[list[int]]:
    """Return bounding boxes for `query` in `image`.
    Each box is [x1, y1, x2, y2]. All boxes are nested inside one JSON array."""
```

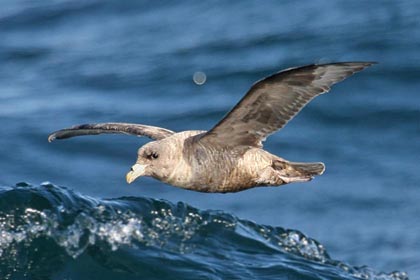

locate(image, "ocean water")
[[0, 0, 419, 279], [0, 183, 409, 280]]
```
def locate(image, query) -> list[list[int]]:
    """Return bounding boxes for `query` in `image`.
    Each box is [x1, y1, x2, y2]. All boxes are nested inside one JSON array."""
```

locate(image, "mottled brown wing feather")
[[48, 123, 175, 142], [199, 62, 375, 148]]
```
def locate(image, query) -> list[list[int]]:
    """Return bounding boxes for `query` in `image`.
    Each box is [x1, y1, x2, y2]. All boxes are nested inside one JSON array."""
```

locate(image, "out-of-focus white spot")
[[193, 71, 206, 85]]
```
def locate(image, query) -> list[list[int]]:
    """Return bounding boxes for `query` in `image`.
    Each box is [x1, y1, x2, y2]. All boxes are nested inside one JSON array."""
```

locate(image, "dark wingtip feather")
[[48, 130, 69, 142], [47, 134, 56, 142], [323, 61, 378, 69]]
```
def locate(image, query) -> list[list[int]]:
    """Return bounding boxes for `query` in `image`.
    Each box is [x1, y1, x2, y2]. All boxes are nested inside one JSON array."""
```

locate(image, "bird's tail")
[[288, 162, 325, 176]]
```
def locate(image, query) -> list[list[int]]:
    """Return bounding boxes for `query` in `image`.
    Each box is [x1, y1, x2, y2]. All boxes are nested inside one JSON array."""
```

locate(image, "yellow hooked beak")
[[126, 163, 147, 184]]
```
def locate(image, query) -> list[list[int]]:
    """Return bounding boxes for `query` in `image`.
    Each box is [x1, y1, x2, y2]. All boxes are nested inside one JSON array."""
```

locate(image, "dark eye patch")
[[145, 151, 159, 159]]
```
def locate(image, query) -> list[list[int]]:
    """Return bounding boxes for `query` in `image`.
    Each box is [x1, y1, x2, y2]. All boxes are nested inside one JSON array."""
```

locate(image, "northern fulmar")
[[49, 62, 374, 193]]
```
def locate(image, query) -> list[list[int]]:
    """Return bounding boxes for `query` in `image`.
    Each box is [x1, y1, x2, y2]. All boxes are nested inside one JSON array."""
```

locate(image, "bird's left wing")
[[197, 62, 375, 148], [48, 123, 175, 142]]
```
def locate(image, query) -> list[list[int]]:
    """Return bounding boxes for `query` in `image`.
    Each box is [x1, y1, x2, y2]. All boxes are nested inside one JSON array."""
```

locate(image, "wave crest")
[[0, 183, 408, 280]]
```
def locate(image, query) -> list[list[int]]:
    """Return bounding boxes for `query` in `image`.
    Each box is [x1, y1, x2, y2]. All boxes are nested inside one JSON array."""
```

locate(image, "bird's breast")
[[180, 147, 272, 192], [163, 157, 193, 188]]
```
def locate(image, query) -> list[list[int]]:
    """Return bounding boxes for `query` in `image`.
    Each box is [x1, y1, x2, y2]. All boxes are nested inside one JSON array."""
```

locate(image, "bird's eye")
[[146, 151, 159, 159]]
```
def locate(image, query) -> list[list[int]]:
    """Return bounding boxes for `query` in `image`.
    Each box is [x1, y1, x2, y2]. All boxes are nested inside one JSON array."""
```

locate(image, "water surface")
[[0, 0, 419, 278]]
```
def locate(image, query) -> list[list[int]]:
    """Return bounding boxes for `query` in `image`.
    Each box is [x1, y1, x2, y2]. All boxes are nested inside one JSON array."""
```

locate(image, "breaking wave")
[[0, 183, 408, 280]]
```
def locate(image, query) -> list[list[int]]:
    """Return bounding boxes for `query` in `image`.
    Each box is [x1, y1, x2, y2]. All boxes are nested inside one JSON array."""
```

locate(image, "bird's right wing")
[[197, 62, 375, 148], [48, 123, 175, 142]]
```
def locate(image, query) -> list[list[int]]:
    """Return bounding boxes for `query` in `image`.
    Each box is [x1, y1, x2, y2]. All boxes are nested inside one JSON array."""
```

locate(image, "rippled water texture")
[[0, 0, 419, 279], [0, 184, 409, 280]]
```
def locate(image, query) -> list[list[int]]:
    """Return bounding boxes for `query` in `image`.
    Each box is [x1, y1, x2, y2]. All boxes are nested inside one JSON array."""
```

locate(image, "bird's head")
[[126, 140, 179, 184]]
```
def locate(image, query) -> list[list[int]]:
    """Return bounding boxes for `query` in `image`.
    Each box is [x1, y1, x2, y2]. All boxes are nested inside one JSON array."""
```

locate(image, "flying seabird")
[[48, 62, 374, 193]]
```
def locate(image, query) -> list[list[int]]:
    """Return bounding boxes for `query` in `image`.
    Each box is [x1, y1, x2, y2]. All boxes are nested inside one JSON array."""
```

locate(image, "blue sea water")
[[0, 0, 419, 279], [0, 183, 410, 280]]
